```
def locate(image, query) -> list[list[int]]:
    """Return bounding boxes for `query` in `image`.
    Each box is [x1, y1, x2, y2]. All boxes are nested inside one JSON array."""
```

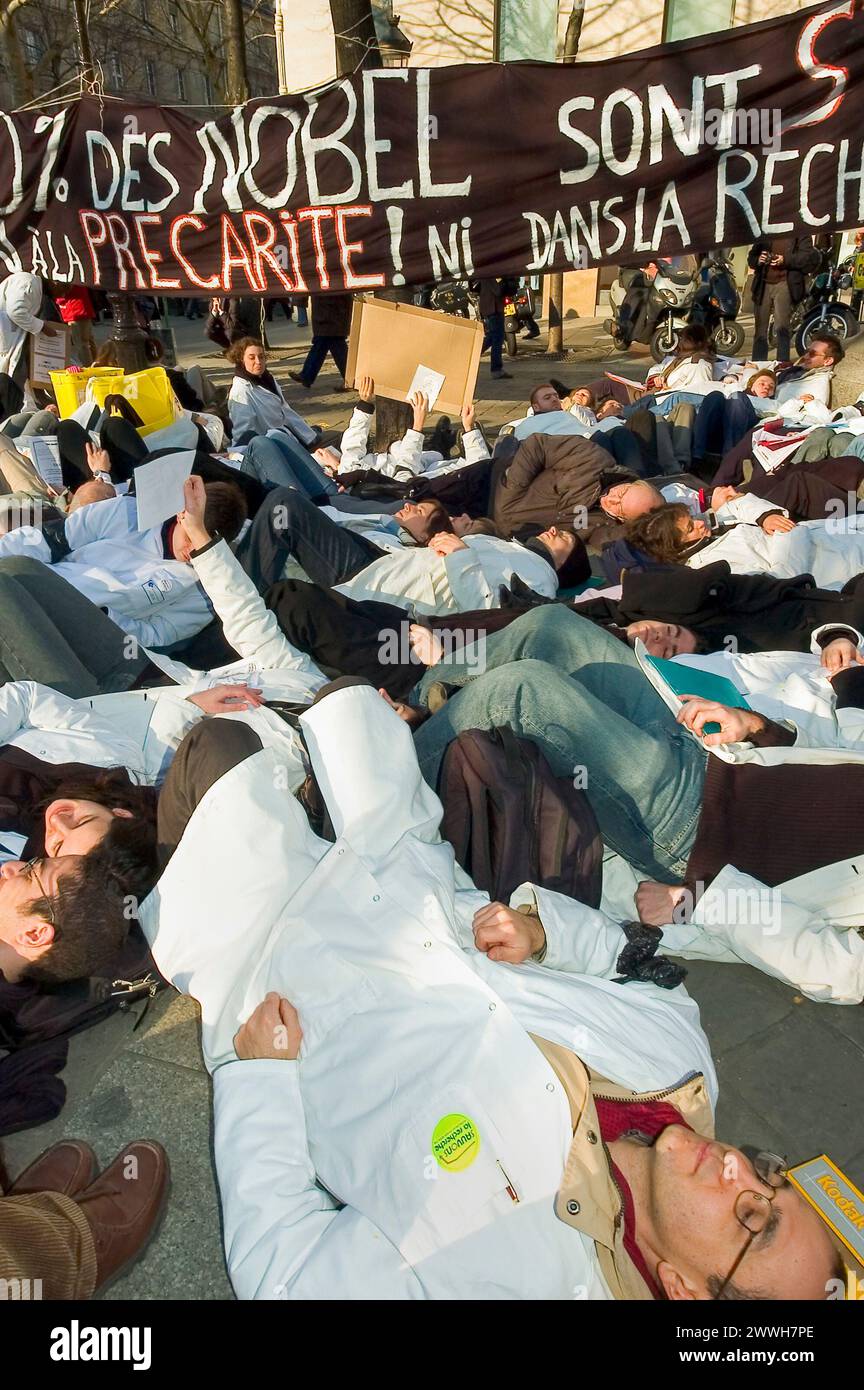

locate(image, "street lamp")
[[373, 1, 413, 66]]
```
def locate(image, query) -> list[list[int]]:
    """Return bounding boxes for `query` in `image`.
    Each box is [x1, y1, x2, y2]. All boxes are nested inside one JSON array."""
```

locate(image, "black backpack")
[[438, 726, 603, 907]]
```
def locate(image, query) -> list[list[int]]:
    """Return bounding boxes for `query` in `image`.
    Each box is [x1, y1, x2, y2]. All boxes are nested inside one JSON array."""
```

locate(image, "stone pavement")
[[2, 308, 861, 1299]]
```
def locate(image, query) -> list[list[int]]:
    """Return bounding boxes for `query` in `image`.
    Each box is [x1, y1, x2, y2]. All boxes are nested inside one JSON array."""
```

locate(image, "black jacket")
[[748, 236, 821, 306], [578, 560, 864, 655]]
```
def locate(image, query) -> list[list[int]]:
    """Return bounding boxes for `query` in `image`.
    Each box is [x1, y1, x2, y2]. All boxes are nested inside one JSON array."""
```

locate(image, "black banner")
[[1, 0, 863, 294]]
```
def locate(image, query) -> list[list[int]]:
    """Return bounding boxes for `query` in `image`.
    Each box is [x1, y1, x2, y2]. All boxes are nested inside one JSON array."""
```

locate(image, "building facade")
[[0, 0, 279, 111]]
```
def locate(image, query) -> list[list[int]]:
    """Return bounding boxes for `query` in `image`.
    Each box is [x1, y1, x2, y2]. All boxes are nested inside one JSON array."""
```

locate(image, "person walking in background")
[[53, 285, 98, 367], [477, 278, 512, 381], [289, 293, 352, 391], [748, 235, 820, 361]]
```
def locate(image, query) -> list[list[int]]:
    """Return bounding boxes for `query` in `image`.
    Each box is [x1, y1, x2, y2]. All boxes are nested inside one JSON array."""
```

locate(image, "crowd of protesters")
[[0, 259, 861, 1305]]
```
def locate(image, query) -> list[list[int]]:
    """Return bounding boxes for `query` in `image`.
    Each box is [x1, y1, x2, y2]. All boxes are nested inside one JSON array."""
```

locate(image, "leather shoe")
[[288, 370, 311, 388], [76, 1140, 169, 1293], [9, 1141, 98, 1198]]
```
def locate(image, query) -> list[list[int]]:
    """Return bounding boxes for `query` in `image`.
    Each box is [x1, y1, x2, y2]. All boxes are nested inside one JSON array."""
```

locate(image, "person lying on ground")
[[0, 480, 247, 651], [237, 485, 588, 609], [226, 338, 319, 450], [623, 503, 864, 590], [137, 681, 842, 1301], [331, 377, 490, 481]]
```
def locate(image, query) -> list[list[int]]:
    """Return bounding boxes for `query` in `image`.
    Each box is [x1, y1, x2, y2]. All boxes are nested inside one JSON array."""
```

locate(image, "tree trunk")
[[1, 9, 33, 106], [329, 0, 380, 76], [224, 0, 250, 104], [546, 1, 585, 356]]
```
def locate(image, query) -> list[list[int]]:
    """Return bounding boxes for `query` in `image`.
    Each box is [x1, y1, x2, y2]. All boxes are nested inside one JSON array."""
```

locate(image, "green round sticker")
[[431, 1113, 480, 1172]]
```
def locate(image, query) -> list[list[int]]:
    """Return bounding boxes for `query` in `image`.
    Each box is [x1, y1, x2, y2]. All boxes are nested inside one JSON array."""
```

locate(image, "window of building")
[[145, 60, 157, 97], [169, 11, 179, 34], [662, 0, 735, 42], [202, 72, 214, 105], [176, 67, 186, 101], [106, 54, 123, 88]]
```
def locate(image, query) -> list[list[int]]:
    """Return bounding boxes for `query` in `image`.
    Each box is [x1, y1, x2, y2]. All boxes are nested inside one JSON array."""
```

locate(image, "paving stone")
[[716, 1013, 864, 1169], [676, 959, 794, 1057]]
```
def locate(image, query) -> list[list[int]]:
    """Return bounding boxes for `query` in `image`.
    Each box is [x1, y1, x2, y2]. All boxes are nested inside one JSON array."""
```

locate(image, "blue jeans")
[[482, 312, 505, 372], [243, 431, 338, 498], [412, 606, 707, 880], [693, 391, 758, 459]]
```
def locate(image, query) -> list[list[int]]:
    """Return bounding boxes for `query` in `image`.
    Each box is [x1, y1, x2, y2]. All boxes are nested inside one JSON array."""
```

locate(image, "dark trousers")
[[157, 719, 263, 867], [593, 426, 651, 478], [236, 486, 385, 592], [753, 280, 793, 361], [746, 456, 864, 521], [56, 416, 148, 487], [299, 335, 348, 386], [266, 579, 423, 699], [693, 392, 759, 460], [482, 313, 505, 372], [0, 556, 151, 696]]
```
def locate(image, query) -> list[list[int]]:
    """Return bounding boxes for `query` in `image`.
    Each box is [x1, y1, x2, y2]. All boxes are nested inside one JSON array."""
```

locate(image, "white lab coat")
[[0, 272, 44, 379], [0, 494, 213, 650], [138, 685, 715, 1300], [668, 625, 864, 763], [334, 534, 559, 615], [0, 539, 325, 786], [337, 405, 441, 479], [660, 482, 790, 527], [228, 376, 317, 448], [686, 514, 864, 591]]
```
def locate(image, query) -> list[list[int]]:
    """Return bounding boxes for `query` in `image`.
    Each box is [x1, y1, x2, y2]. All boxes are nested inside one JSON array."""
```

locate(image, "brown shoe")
[[288, 370, 311, 388], [76, 1140, 170, 1293], [9, 1141, 98, 1198]]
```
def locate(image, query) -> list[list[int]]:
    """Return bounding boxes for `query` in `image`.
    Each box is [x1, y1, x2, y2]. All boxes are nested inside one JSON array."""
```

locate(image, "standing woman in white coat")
[[0, 271, 58, 413], [227, 338, 319, 449]]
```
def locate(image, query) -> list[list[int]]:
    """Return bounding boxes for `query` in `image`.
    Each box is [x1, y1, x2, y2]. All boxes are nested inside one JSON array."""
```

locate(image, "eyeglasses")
[[714, 1150, 788, 1299], [24, 856, 55, 926]]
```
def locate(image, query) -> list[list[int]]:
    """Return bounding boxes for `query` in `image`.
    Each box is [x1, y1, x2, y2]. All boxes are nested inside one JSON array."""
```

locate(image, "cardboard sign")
[[787, 1154, 864, 1268], [345, 297, 483, 417], [30, 325, 70, 389]]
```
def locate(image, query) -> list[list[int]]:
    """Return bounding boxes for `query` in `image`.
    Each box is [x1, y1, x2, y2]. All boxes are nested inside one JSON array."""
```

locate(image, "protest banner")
[[0, 1, 860, 294]]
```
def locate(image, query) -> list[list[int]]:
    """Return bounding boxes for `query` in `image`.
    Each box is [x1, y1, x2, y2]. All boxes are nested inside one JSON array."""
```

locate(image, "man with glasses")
[[141, 682, 845, 1300], [0, 853, 132, 985]]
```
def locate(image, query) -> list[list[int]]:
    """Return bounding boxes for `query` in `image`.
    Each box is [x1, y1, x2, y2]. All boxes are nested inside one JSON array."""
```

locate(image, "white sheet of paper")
[[22, 436, 64, 494], [134, 453, 194, 533], [406, 364, 446, 411]]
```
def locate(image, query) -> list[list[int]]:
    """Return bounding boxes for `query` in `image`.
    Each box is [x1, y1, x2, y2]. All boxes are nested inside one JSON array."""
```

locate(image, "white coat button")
[[566, 1199, 580, 1215], [488, 1002, 496, 1011], [337, 849, 344, 856], [424, 941, 432, 948], [372, 894, 380, 902], [546, 1083, 555, 1093]]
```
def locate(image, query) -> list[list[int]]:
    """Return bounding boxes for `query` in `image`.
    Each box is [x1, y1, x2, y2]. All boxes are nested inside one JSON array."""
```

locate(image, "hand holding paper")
[[407, 364, 445, 412]]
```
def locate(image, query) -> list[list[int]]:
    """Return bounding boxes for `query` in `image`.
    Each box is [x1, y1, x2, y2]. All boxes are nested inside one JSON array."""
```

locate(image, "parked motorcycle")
[[769, 254, 860, 355], [414, 280, 479, 318], [501, 277, 540, 357], [607, 253, 745, 362]]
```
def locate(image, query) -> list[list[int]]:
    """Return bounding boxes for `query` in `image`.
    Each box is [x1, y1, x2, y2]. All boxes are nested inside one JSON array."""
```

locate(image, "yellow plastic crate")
[[51, 366, 123, 418], [85, 367, 178, 437]]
